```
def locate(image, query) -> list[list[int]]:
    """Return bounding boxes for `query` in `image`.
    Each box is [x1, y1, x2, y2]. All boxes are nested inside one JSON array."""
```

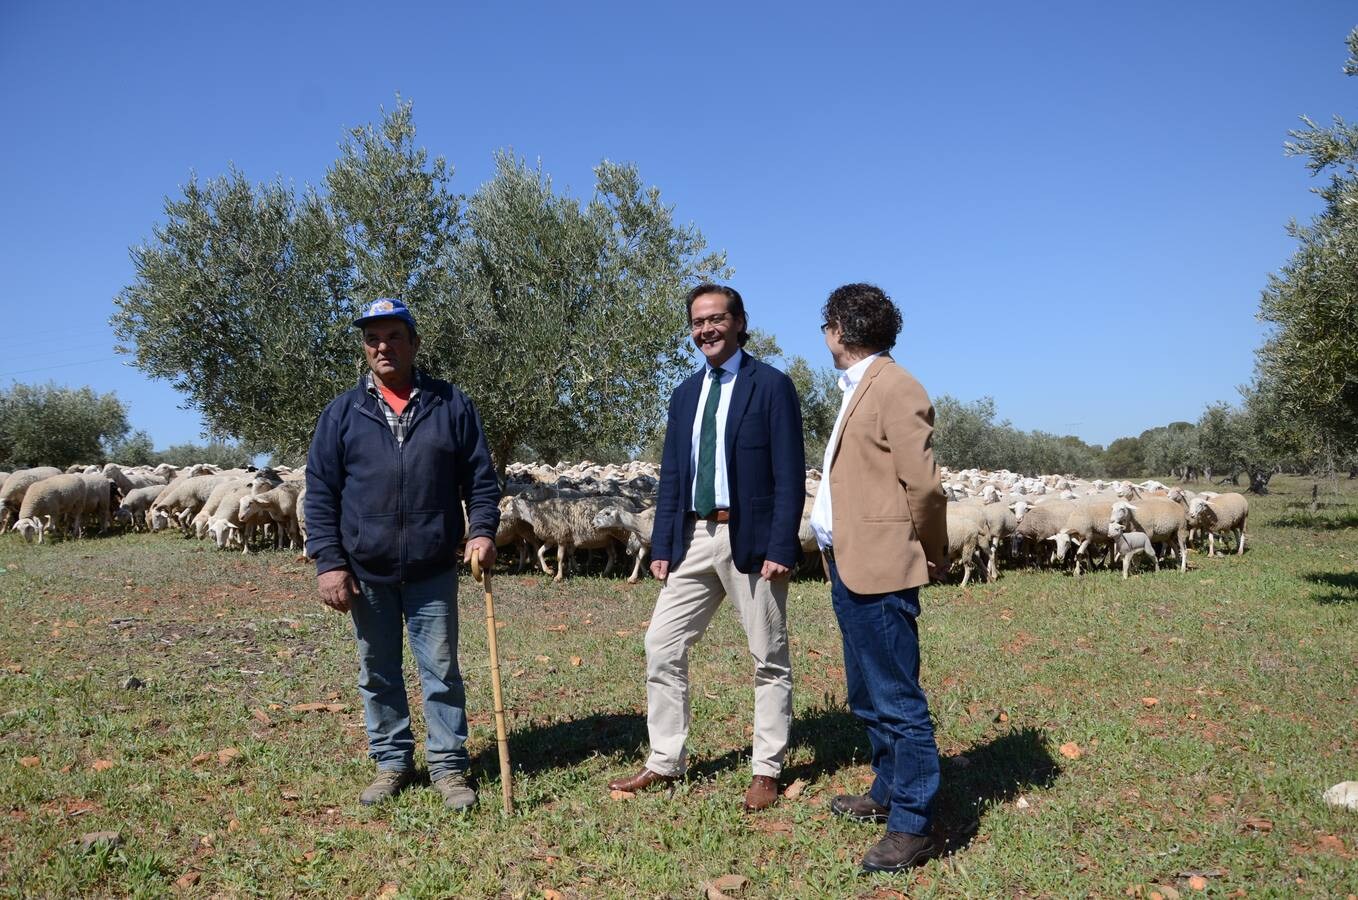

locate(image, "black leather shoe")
[[861, 831, 937, 873], [830, 793, 890, 824]]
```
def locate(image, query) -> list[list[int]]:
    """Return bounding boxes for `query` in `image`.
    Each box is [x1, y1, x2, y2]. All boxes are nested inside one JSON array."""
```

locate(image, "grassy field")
[[1, 475, 1356, 898]]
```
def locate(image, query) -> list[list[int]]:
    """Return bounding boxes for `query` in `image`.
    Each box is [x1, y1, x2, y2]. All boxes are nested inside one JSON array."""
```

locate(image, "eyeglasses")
[[820, 321, 834, 333], [689, 313, 732, 330]]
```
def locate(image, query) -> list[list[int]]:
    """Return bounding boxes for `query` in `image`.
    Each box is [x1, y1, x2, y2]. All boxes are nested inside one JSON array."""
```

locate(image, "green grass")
[[1, 475, 1356, 897]]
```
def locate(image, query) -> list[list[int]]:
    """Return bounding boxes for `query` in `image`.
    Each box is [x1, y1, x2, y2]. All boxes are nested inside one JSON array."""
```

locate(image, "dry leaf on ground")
[[1187, 875, 1208, 890], [174, 871, 201, 889], [705, 873, 749, 899], [569, 656, 583, 667], [782, 778, 807, 800], [90, 759, 114, 772], [546, 624, 567, 633], [1242, 817, 1273, 832], [216, 747, 241, 766], [1141, 697, 1159, 707], [1058, 742, 1083, 760], [19, 756, 39, 768], [608, 789, 634, 801]]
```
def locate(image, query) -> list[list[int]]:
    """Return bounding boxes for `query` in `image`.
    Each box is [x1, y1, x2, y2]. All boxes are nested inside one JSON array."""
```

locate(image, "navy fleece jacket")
[[304, 374, 501, 585]]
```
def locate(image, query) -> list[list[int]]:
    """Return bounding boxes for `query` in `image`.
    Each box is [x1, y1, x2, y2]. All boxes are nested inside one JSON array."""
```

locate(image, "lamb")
[[944, 504, 990, 587], [115, 484, 167, 531], [961, 497, 1016, 581], [511, 495, 639, 581], [591, 505, 658, 583], [0, 467, 62, 532], [1186, 493, 1249, 556], [1105, 522, 1159, 579], [1109, 498, 1189, 572], [12, 474, 88, 542]]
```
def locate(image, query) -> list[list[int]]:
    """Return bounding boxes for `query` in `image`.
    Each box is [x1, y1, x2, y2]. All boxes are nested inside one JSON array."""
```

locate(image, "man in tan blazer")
[[807, 282, 949, 873]]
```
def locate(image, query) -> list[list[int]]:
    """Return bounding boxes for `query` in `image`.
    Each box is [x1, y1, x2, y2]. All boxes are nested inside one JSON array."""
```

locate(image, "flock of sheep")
[[0, 461, 1250, 584]]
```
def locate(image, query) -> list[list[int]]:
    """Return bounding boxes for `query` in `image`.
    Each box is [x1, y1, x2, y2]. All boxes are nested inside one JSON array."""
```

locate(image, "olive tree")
[[0, 383, 129, 469]]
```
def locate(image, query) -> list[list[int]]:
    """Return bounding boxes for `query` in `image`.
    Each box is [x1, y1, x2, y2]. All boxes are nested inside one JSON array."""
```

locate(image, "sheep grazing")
[[591, 505, 658, 583], [944, 504, 990, 587], [13, 474, 88, 542], [1109, 498, 1189, 572], [0, 467, 62, 532], [494, 496, 540, 573], [960, 498, 1016, 581], [1105, 522, 1159, 579], [239, 481, 303, 550], [1186, 493, 1249, 556], [115, 484, 167, 531], [76, 473, 120, 535]]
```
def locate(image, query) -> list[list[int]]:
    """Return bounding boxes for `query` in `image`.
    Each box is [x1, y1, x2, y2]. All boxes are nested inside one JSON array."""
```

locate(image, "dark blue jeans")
[[351, 568, 468, 780], [828, 558, 939, 835]]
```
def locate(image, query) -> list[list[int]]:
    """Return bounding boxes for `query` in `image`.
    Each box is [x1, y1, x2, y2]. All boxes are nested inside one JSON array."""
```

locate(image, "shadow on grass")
[[471, 711, 648, 781], [1304, 572, 1358, 605], [1270, 509, 1358, 530], [932, 726, 1060, 856]]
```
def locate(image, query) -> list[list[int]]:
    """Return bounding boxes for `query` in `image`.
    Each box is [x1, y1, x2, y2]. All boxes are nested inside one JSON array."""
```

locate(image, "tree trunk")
[[1309, 483, 1319, 512], [1248, 471, 1271, 495]]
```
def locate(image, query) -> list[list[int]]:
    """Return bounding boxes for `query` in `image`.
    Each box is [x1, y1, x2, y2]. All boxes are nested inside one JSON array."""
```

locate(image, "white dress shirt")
[[689, 348, 742, 511], [809, 352, 883, 549]]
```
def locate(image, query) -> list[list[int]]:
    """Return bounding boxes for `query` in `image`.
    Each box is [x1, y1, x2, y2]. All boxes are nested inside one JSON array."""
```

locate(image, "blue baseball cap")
[[353, 298, 417, 332]]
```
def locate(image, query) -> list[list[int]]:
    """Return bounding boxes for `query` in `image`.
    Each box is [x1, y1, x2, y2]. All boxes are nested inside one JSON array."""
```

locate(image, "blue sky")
[[1, 2, 1353, 450]]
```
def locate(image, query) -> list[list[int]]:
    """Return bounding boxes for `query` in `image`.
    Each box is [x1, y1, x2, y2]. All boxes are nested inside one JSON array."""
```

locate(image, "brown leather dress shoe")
[[830, 793, 890, 824], [607, 768, 677, 793], [743, 775, 779, 811]]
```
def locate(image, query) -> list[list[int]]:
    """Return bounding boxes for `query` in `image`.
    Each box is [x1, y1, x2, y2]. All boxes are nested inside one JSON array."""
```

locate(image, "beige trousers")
[[643, 520, 792, 778]]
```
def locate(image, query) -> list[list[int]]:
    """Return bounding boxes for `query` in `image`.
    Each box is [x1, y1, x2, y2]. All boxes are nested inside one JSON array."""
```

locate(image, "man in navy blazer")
[[608, 284, 805, 812]]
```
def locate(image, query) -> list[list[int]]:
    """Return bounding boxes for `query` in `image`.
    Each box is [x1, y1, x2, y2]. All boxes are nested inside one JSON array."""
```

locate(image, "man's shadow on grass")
[[477, 703, 1059, 853], [1304, 571, 1358, 605]]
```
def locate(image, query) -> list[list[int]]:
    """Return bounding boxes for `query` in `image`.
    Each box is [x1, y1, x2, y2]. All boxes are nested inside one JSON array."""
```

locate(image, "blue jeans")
[[828, 558, 939, 835], [351, 568, 468, 780]]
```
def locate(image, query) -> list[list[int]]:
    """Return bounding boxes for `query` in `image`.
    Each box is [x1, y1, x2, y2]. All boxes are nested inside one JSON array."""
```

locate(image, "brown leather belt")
[[689, 509, 730, 524]]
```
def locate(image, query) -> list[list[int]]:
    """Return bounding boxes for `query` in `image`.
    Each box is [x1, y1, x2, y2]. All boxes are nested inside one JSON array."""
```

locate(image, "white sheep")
[[1109, 498, 1189, 572], [945, 504, 990, 587], [591, 505, 658, 583], [1186, 493, 1248, 556], [0, 467, 62, 532], [511, 495, 638, 581], [13, 474, 88, 542], [115, 484, 167, 531]]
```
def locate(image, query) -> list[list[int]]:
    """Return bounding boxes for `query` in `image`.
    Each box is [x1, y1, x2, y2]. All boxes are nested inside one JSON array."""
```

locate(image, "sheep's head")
[[1109, 501, 1136, 525], [150, 509, 170, 531], [1008, 499, 1034, 523], [1049, 531, 1072, 560], [1107, 521, 1127, 537], [207, 517, 234, 548], [592, 508, 622, 529], [14, 517, 40, 543], [1187, 497, 1210, 522]]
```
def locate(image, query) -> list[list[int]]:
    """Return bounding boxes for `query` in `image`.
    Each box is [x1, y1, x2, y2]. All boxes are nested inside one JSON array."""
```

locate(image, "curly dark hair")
[[822, 283, 902, 352], [685, 283, 749, 347]]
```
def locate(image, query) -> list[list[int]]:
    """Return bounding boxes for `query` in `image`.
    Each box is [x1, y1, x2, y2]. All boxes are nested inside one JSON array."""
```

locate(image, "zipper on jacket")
[[397, 431, 405, 584]]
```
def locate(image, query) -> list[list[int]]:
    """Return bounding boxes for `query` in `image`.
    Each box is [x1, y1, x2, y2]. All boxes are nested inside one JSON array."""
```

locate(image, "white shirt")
[[689, 348, 742, 511], [809, 352, 883, 550]]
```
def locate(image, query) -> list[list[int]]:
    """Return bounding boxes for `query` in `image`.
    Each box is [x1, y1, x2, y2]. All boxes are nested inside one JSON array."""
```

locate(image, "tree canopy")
[[113, 100, 727, 467], [0, 383, 130, 469], [1255, 27, 1358, 452]]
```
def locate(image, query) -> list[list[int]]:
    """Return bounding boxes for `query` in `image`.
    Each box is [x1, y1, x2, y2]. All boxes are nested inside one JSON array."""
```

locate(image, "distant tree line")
[[0, 382, 252, 471]]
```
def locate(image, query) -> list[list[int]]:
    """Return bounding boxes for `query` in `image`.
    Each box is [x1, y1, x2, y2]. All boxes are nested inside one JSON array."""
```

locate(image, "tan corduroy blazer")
[[827, 354, 948, 594]]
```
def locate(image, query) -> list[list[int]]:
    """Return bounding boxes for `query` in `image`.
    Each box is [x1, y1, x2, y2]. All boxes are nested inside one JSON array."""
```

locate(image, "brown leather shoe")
[[607, 767, 677, 793], [860, 831, 937, 873], [743, 775, 779, 811], [830, 793, 890, 824]]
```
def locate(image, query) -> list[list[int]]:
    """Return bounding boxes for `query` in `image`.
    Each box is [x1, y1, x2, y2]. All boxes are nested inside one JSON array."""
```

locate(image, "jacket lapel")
[[723, 352, 757, 459], [830, 353, 893, 469]]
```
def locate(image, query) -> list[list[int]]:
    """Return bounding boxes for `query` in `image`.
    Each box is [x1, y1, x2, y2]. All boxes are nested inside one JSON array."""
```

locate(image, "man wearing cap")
[[607, 284, 804, 812], [811, 283, 948, 873], [305, 298, 500, 809]]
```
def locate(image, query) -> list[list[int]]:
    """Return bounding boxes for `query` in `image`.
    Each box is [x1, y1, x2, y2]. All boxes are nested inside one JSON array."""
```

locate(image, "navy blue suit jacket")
[[650, 352, 805, 574]]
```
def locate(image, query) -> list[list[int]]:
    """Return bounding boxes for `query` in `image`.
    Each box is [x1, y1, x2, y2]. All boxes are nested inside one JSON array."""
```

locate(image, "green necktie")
[[694, 366, 725, 516]]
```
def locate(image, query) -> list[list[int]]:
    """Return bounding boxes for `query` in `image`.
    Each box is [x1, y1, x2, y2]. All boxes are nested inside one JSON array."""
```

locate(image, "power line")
[[0, 356, 125, 378]]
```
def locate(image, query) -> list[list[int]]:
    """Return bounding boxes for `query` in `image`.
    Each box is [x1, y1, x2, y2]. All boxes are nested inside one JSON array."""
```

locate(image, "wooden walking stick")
[[471, 553, 513, 815]]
